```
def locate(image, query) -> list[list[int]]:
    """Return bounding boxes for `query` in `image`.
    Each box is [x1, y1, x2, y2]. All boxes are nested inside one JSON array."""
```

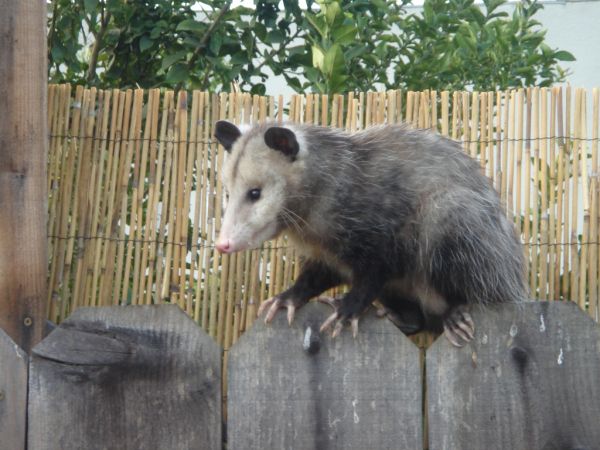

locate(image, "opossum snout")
[[215, 238, 232, 254]]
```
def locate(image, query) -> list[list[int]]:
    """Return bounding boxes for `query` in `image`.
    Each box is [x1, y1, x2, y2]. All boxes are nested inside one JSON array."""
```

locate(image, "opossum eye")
[[247, 188, 261, 202]]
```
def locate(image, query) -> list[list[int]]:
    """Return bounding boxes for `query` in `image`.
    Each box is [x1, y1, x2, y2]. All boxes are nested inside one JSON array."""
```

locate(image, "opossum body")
[[214, 121, 527, 345]]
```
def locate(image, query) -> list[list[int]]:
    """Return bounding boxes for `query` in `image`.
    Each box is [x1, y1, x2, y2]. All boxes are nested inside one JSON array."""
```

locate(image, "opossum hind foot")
[[318, 296, 361, 339], [443, 306, 475, 347], [258, 295, 308, 325], [376, 304, 426, 336]]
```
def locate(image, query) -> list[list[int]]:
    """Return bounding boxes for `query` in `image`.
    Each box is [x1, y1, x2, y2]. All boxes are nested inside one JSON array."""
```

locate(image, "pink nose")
[[215, 239, 232, 254]]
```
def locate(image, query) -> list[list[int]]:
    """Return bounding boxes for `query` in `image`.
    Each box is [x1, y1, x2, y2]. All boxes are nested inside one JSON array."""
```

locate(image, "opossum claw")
[[287, 305, 296, 325], [332, 320, 344, 339], [258, 296, 300, 324], [443, 308, 475, 347], [320, 311, 339, 334], [318, 297, 360, 338], [316, 296, 341, 309]]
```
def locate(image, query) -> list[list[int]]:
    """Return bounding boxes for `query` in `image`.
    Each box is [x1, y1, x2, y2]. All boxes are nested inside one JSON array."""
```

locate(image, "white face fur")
[[214, 121, 305, 253]]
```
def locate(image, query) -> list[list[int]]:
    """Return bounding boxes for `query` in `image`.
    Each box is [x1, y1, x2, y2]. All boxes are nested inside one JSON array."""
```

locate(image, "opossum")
[[214, 120, 527, 346]]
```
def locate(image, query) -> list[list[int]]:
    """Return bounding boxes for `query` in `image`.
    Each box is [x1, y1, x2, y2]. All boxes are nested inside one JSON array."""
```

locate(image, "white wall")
[[535, 0, 600, 91]]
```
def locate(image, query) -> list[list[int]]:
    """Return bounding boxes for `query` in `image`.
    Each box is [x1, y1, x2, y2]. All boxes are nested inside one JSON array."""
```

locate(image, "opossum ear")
[[264, 127, 299, 160], [215, 120, 242, 152]]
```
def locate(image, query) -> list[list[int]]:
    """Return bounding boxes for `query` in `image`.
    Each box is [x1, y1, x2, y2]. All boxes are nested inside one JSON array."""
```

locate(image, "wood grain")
[[0, 0, 47, 352], [28, 305, 222, 450], [427, 301, 600, 450], [227, 301, 422, 450], [0, 327, 27, 450]]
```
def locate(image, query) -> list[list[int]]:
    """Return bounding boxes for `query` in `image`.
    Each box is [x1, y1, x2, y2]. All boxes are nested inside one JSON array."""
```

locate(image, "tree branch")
[[86, 10, 112, 84], [178, 1, 232, 90], [47, 0, 60, 64]]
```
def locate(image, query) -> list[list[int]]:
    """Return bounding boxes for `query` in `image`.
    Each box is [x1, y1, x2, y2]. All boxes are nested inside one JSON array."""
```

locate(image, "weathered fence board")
[[0, 327, 27, 450], [28, 305, 222, 450], [227, 301, 422, 450], [427, 301, 600, 450], [0, 0, 47, 354]]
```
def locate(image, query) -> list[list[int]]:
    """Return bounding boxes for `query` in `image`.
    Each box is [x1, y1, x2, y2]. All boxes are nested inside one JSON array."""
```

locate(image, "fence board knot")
[[28, 305, 222, 450], [428, 301, 600, 450]]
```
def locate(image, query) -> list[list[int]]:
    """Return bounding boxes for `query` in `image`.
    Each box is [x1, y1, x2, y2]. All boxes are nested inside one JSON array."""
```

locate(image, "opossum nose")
[[216, 239, 232, 253]]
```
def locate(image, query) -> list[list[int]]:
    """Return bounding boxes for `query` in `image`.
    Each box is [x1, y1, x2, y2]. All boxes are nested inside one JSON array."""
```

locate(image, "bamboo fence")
[[47, 84, 600, 349]]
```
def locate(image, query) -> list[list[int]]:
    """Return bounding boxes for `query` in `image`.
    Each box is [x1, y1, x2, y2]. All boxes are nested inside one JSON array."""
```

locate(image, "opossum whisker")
[[280, 208, 307, 236]]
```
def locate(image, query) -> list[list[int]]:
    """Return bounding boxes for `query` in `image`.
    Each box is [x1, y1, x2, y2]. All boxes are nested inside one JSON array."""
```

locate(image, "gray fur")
[[216, 121, 528, 332]]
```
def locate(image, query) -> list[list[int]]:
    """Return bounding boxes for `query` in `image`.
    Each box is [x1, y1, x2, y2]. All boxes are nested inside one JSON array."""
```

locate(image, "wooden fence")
[[2, 302, 599, 449], [46, 85, 600, 350]]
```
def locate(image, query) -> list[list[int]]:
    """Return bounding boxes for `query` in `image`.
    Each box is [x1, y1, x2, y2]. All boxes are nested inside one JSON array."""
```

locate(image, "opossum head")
[[213, 120, 306, 253]]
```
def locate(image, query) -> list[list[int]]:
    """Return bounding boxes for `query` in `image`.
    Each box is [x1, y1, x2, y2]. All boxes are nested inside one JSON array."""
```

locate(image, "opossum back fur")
[[232, 122, 528, 313]]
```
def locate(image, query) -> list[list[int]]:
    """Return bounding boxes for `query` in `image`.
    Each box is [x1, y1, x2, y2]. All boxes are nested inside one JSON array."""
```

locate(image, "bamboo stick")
[[129, 89, 155, 306], [539, 88, 549, 300], [119, 89, 144, 306], [89, 89, 112, 306], [548, 88, 557, 300], [204, 94, 220, 331], [469, 92, 479, 161], [530, 88, 540, 297], [568, 86, 580, 304], [496, 91, 504, 195], [137, 89, 161, 305], [479, 92, 487, 170], [189, 91, 204, 320], [589, 88, 599, 320], [47, 84, 71, 320], [500, 90, 510, 207], [577, 89, 589, 311], [99, 89, 128, 306], [557, 87, 570, 300], [71, 88, 97, 309]]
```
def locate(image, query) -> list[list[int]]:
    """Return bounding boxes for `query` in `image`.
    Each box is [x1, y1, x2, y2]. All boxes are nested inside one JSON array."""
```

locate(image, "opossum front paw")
[[443, 307, 475, 347], [258, 295, 308, 325], [317, 296, 362, 339]]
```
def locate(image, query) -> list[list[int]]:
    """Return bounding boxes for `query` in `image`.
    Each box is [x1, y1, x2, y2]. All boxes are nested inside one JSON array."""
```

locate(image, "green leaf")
[[161, 51, 188, 71], [554, 50, 576, 62], [306, 14, 327, 39], [266, 30, 285, 44], [484, 0, 506, 16], [324, 2, 342, 27], [83, 0, 98, 15], [312, 45, 325, 70], [304, 66, 321, 84], [251, 84, 266, 95], [176, 19, 204, 32], [254, 23, 267, 41], [323, 43, 344, 76], [230, 52, 249, 65], [345, 44, 367, 60], [165, 63, 188, 84], [139, 36, 153, 52], [284, 75, 303, 92], [50, 45, 65, 62], [209, 34, 222, 55], [332, 25, 357, 45]]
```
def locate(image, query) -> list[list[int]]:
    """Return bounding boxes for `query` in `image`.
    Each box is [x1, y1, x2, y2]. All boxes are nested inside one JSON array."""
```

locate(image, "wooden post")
[[0, 1, 48, 353]]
